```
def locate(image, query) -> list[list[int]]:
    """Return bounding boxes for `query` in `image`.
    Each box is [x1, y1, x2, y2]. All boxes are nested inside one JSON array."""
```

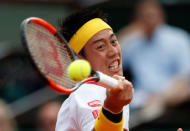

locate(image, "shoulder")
[[155, 24, 190, 51], [158, 24, 190, 41]]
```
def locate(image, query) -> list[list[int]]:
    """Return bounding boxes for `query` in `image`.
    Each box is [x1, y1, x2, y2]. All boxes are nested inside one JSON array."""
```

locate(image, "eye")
[[111, 39, 118, 46], [96, 42, 105, 50], [96, 44, 105, 50]]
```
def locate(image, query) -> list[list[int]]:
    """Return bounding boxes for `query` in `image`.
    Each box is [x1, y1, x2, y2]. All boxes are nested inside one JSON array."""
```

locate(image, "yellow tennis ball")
[[67, 59, 91, 81]]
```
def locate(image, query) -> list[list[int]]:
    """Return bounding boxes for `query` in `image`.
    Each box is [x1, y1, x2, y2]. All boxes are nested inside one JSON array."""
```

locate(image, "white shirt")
[[56, 82, 129, 131]]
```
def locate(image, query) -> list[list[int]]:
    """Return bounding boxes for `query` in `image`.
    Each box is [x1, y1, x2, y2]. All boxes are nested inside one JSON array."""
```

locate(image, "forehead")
[[81, 29, 115, 52], [90, 29, 114, 41]]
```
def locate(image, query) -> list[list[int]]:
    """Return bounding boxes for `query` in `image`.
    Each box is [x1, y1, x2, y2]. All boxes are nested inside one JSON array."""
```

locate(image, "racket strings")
[[26, 23, 77, 89], [55, 33, 75, 61]]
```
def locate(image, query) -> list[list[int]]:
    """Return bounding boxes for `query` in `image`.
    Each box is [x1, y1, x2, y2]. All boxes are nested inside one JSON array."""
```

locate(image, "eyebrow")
[[92, 33, 116, 45], [111, 33, 116, 37]]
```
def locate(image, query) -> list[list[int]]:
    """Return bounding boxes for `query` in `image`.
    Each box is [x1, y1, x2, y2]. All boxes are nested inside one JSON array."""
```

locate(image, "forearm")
[[92, 75, 132, 131]]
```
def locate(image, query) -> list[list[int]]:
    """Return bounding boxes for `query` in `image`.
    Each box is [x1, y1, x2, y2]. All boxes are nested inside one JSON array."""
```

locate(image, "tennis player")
[[55, 9, 133, 131]]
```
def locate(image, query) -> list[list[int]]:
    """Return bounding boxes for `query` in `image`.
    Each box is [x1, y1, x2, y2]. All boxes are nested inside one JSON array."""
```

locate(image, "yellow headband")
[[69, 18, 112, 54]]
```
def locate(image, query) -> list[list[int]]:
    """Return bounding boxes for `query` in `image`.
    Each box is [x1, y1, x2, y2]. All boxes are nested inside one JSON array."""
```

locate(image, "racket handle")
[[96, 71, 118, 89]]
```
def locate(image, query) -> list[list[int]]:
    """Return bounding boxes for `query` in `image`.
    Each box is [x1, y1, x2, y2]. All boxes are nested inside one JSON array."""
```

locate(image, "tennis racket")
[[20, 17, 118, 94]]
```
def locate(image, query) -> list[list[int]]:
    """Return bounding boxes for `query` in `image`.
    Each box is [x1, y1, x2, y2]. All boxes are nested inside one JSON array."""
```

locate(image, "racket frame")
[[20, 17, 79, 94], [21, 17, 119, 94]]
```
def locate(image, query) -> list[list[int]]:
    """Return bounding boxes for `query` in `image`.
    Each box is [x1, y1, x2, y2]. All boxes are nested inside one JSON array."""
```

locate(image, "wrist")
[[102, 107, 123, 123], [104, 99, 123, 114]]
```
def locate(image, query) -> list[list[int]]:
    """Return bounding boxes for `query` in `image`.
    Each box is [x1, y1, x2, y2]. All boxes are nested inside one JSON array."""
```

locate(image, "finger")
[[113, 75, 125, 81]]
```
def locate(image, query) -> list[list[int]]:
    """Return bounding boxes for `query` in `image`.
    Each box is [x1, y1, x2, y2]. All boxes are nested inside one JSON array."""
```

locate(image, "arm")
[[93, 75, 133, 131]]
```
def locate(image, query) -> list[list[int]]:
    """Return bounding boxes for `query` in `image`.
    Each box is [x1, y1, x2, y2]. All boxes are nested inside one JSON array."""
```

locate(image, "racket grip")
[[96, 71, 118, 89]]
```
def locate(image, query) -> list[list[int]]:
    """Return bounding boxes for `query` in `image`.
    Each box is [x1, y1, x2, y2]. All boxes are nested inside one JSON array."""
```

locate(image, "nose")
[[107, 44, 118, 57]]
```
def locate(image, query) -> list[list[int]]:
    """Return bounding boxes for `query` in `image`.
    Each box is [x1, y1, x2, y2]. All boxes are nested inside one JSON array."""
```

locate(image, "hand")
[[103, 75, 133, 113]]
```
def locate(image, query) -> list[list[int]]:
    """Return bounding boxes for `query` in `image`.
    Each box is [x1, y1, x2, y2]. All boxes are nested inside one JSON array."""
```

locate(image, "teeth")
[[109, 61, 119, 70]]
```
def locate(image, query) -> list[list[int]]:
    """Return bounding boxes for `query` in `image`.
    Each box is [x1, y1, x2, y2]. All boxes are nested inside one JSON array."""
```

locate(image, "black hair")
[[57, 8, 108, 43], [57, 8, 108, 56]]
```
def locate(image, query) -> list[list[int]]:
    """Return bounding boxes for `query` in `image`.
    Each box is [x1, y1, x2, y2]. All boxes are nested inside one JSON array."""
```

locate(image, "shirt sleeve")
[[73, 86, 102, 131], [123, 105, 129, 130], [56, 96, 79, 131]]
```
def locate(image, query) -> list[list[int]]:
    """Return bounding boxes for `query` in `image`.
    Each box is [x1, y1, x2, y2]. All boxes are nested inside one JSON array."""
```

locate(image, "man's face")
[[136, 2, 164, 35], [81, 29, 123, 77]]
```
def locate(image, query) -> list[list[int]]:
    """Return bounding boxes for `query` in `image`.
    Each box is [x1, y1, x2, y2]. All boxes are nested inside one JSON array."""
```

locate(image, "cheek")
[[116, 46, 122, 57], [85, 53, 106, 70]]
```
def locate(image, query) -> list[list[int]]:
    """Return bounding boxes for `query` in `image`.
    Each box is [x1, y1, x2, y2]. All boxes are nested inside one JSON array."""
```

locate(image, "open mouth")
[[108, 58, 120, 72]]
